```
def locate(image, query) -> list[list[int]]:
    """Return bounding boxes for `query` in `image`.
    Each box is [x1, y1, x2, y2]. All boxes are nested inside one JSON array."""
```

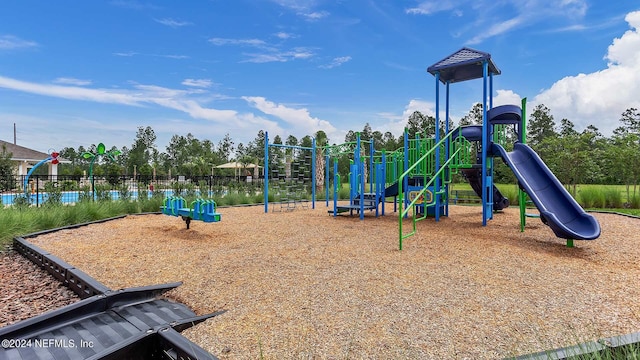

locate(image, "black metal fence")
[[1, 174, 266, 207]]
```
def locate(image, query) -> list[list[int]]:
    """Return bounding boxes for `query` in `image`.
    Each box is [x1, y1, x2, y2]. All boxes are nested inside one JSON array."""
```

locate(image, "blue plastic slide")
[[492, 143, 600, 240], [451, 125, 510, 210]]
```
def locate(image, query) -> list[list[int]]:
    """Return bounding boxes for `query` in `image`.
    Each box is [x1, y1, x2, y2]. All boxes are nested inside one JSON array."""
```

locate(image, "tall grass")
[[579, 188, 606, 209], [496, 184, 519, 205], [0, 201, 143, 247]]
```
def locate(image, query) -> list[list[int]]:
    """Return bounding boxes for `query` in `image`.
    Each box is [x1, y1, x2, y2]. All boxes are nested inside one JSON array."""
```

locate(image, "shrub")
[[338, 187, 350, 200], [118, 184, 132, 202], [13, 195, 30, 209], [78, 185, 92, 203], [225, 192, 240, 206], [95, 184, 112, 202], [631, 196, 640, 209], [198, 180, 209, 198], [603, 187, 622, 208], [496, 184, 519, 206], [171, 181, 186, 197], [60, 180, 78, 191], [137, 183, 149, 201], [579, 188, 604, 208], [43, 182, 62, 206]]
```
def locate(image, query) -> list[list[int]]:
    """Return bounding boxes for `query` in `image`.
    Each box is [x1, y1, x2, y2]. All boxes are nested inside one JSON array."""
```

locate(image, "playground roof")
[[0, 139, 69, 163], [427, 47, 500, 84], [215, 162, 262, 169]]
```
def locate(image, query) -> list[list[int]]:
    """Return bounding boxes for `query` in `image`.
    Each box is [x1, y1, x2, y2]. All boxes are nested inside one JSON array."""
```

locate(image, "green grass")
[[451, 183, 640, 210], [2, 182, 639, 250]]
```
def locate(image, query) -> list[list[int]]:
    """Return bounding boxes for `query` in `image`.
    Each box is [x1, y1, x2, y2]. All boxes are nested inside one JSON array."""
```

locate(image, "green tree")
[[381, 131, 398, 151], [406, 111, 426, 138], [0, 145, 15, 192], [216, 133, 235, 163], [459, 103, 483, 126], [127, 126, 157, 175], [620, 107, 640, 134], [527, 104, 557, 148], [314, 131, 328, 189]]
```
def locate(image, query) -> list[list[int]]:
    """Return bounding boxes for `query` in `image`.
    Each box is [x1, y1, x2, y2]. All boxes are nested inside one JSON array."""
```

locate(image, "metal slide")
[[492, 142, 600, 240]]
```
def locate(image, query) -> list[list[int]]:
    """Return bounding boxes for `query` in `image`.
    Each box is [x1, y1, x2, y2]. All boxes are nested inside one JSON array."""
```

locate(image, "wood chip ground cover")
[[25, 204, 640, 359]]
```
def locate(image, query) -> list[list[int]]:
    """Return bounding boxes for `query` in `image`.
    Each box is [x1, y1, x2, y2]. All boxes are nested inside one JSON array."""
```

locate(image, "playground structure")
[[161, 196, 222, 229], [263, 134, 317, 212], [305, 47, 601, 250]]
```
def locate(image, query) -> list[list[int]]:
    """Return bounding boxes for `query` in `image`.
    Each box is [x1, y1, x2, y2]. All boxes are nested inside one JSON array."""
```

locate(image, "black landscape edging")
[[9, 218, 223, 360]]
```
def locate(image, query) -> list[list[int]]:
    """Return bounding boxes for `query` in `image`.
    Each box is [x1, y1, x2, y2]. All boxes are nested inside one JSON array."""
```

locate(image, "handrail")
[[398, 131, 472, 250]]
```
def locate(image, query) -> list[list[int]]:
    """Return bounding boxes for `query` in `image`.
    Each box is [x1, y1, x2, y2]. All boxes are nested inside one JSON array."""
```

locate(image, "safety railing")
[[398, 131, 472, 250]]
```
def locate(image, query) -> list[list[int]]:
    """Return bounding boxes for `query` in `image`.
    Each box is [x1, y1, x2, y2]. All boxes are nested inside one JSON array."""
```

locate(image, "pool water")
[[1, 189, 177, 206]]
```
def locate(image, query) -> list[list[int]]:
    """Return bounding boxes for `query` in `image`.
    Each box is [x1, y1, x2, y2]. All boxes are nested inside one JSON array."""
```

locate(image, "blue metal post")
[[403, 129, 409, 217], [481, 61, 489, 225], [434, 72, 441, 222], [490, 72, 494, 109], [333, 159, 338, 217], [357, 133, 364, 220], [325, 153, 330, 207], [445, 81, 450, 217], [312, 137, 316, 209], [264, 131, 269, 213], [488, 71, 494, 220], [369, 139, 374, 194], [382, 150, 386, 216]]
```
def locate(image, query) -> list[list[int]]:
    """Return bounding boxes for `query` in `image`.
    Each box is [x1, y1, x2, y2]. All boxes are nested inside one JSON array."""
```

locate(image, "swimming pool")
[[1, 189, 177, 206]]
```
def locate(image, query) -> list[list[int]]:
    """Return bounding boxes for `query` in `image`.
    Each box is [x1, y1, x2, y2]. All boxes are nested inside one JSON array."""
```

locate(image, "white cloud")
[[154, 18, 193, 28], [109, 0, 160, 10], [302, 11, 329, 21], [53, 77, 92, 86], [113, 51, 137, 57], [465, 16, 523, 45], [182, 79, 213, 88], [319, 56, 352, 69], [406, 1, 458, 15], [112, 51, 187, 59], [209, 38, 268, 47], [0, 75, 284, 139], [210, 37, 315, 63], [407, 0, 590, 44], [274, 32, 295, 39], [493, 90, 522, 107], [270, 0, 329, 21], [0, 35, 38, 50], [0, 76, 143, 106], [156, 54, 189, 59], [243, 96, 338, 139], [532, 11, 640, 135], [376, 99, 438, 135], [243, 48, 314, 63]]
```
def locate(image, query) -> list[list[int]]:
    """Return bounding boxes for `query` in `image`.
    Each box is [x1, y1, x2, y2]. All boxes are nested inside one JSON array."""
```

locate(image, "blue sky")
[[1, 0, 639, 155]]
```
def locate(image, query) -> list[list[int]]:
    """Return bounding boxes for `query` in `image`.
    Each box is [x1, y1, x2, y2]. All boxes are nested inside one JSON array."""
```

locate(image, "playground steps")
[[0, 281, 224, 360], [352, 193, 379, 207], [332, 193, 379, 215]]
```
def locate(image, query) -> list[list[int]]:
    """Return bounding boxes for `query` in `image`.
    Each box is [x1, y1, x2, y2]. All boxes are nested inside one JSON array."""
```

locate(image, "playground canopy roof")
[[215, 162, 261, 169], [427, 47, 501, 84]]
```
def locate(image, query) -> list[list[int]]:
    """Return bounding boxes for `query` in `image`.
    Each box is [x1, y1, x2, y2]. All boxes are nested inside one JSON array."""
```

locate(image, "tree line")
[[12, 104, 639, 199]]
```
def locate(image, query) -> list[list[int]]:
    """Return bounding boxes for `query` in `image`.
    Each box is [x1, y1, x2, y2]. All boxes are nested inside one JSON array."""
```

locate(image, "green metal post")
[[519, 97, 528, 232]]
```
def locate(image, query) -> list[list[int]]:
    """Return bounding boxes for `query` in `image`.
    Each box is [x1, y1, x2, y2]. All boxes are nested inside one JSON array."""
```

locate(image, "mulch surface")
[[5, 203, 640, 359], [0, 249, 79, 327]]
